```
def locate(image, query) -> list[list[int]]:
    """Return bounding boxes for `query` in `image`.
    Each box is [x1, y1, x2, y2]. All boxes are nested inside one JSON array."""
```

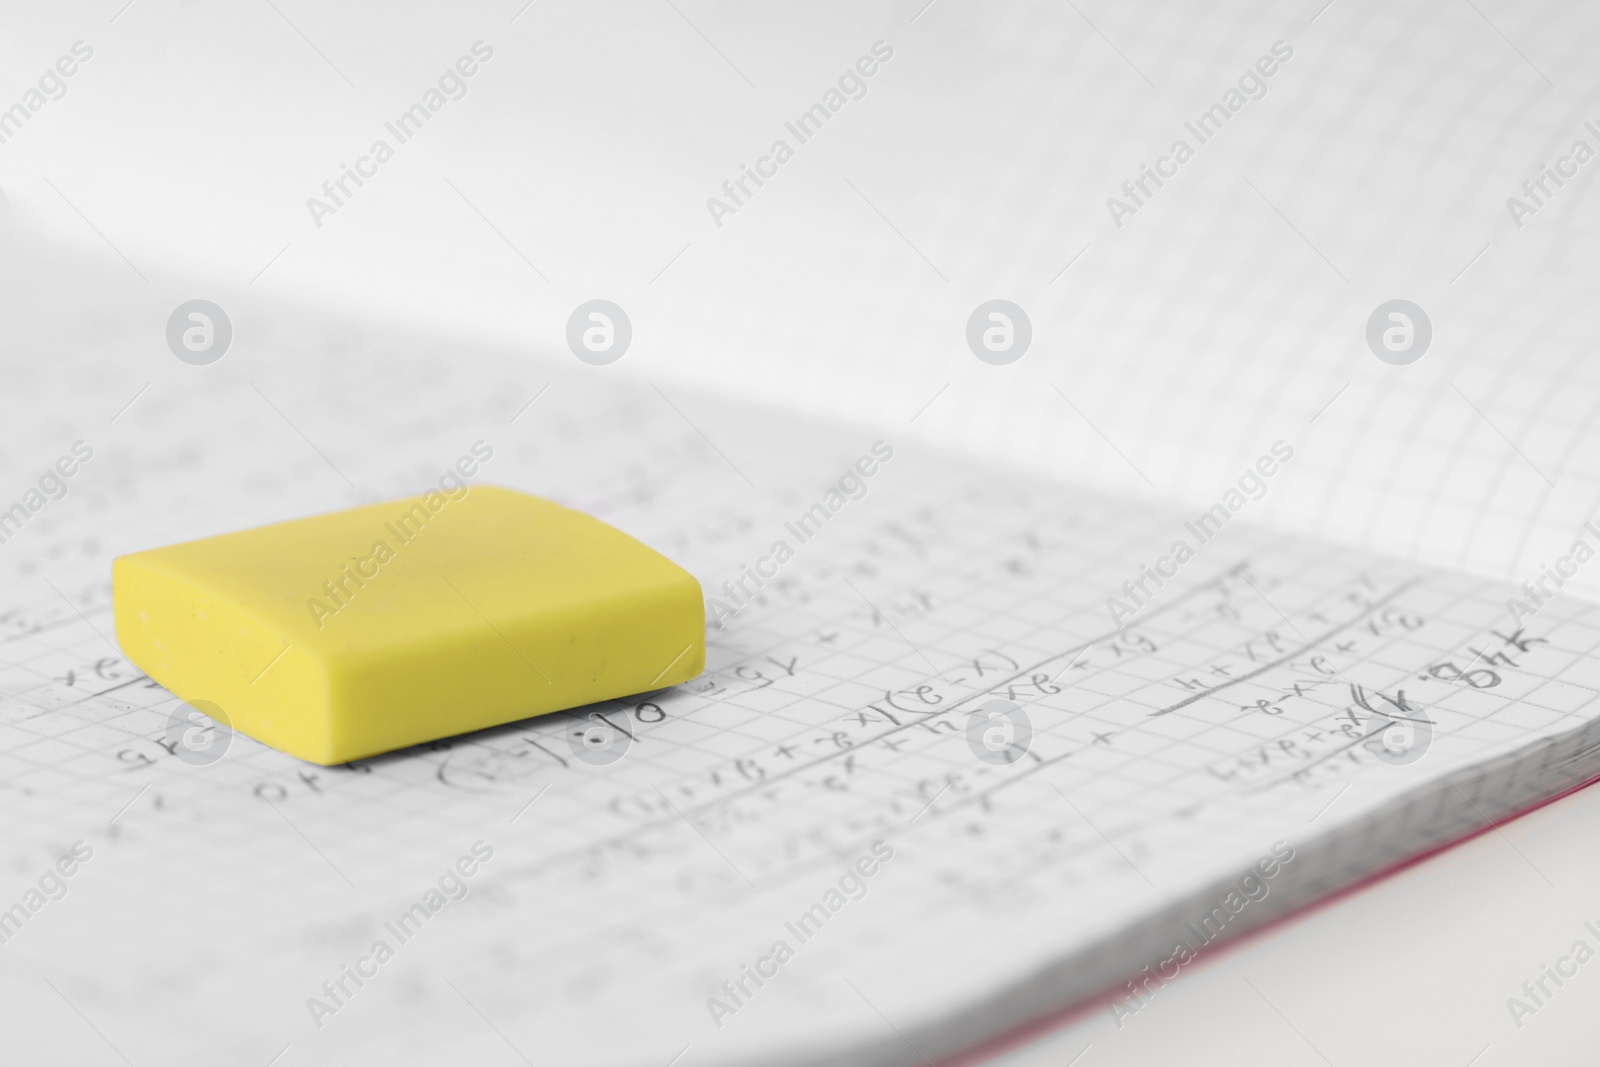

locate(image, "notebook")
[[1, 232, 1599, 1067], [5, 2, 1600, 1062]]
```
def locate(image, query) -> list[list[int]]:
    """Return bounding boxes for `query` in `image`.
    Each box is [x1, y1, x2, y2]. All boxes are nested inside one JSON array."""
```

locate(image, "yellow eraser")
[[112, 486, 704, 764]]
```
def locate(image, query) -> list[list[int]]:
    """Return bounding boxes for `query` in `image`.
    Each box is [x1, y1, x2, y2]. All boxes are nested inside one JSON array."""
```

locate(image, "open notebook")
[[2, 236, 1600, 1067], [5, 2, 1600, 1058]]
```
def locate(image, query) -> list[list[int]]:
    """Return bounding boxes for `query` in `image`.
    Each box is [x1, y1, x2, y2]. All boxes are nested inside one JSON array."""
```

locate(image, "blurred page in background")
[[4, 0, 1599, 593]]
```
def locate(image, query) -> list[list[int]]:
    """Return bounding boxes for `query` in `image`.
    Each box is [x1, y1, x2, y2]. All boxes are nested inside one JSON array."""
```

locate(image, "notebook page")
[[2, 298, 1600, 1065], [11, 0, 1599, 606]]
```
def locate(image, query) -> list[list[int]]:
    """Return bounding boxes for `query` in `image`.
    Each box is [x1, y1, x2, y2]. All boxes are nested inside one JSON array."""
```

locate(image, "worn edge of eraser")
[[111, 486, 705, 765]]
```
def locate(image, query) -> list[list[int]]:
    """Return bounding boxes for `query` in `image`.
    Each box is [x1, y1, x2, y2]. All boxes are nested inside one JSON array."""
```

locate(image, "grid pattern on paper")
[[2, 380, 1600, 1067]]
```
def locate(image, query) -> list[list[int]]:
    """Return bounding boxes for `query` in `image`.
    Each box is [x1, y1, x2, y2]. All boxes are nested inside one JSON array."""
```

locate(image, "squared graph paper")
[[2, 355, 1600, 1066]]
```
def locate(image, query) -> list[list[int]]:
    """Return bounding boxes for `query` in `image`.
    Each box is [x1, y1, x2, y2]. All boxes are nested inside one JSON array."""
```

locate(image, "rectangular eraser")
[[112, 486, 704, 764]]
